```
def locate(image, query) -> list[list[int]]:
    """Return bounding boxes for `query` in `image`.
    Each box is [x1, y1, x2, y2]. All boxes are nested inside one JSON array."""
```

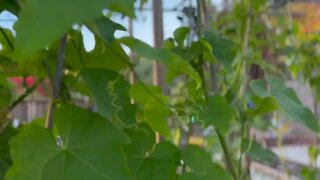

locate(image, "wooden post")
[[152, 0, 165, 143], [152, 0, 165, 87]]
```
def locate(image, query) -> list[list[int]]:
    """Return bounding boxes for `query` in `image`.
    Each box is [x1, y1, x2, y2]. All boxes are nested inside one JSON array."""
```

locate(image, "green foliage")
[[124, 123, 155, 172], [129, 82, 162, 104], [181, 145, 214, 175], [82, 68, 136, 126], [174, 27, 190, 48], [6, 104, 135, 180], [120, 37, 202, 88], [1, 0, 319, 179], [137, 141, 180, 180], [250, 75, 320, 132], [199, 95, 234, 135], [204, 31, 237, 70], [88, 17, 126, 44], [248, 96, 279, 117], [15, 0, 134, 58], [179, 165, 231, 180], [0, 0, 19, 15], [144, 96, 171, 138], [66, 30, 130, 72], [244, 139, 278, 165], [0, 79, 11, 111], [0, 126, 17, 179], [180, 146, 231, 180]]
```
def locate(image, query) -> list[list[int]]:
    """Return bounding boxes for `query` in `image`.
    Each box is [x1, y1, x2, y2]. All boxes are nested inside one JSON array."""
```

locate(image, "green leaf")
[[15, 0, 134, 58], [267, 75, 319, 132], [245, 140, 278, 165], [0, 80, 11, 111], [204, 31, 237, 70], [250, 75, 320, 132], [120, 37, 201, 89], [0, 0, 20, 15], [85, 37, 130, 71], [144, 96, 171, 138], [179, 164, 231, 180], [199, 96, 234, 134], [180, 145, 212, 175], [249, 79, 269, 98], [66, 30, 130, 72], [301, 166, 317, 180], [124, 123, 155, 172], [186, 40, 215, 63], [0, 126, 17, 179], [174, 27, 190, 47], [137, 141, 180, 180], [6, 104, 135, 180], [82, 68, 136, 126], [252, 0, 267, 13], [88, 17, 126, 44], [129, 82, 162, 104], [248, 96, 279, 117]]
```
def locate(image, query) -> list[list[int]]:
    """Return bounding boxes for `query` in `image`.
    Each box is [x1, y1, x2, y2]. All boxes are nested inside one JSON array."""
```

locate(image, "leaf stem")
[[217, 130, 238, 180], [0, 78, 42, 131], [238, 0, 252, 178], [45, 35, 67, 129], [0, 27, 14, 50], [238, 115, 247, 178]]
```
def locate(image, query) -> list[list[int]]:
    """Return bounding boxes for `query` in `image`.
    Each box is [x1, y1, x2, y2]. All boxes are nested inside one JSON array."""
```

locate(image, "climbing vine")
[[0, 0, 319, 179]]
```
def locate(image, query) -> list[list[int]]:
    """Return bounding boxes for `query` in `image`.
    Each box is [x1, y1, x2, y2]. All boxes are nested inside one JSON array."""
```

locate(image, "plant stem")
[[0, 27, 14, 50], [0, 79, 42, 131], [196, 0, 237, 179], [238, 0, 252, 178], [196, 0, 208, 101], [217, 130, 238, 180], [238, 116, 247, 178], [45, 35, 67, 129]]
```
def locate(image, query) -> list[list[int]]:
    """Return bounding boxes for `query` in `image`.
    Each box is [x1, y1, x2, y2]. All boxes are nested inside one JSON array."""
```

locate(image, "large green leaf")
[[129, 82, 162, 104], [144, 96, 171, 138], [180, 145, 213, 175], [124, 123, 155, 172], [88, 17, 126, 44], [245, 139, 278, 165], [66, 31, 130, 72], [179, 165, 231, 180], [85, 37, 130, 71], [248, 96, 279, 117], [199, 95, 234, 134], [0, 0, 20, 15], [82, 68, 136, 126], [179, 145, 231, 180], [249, 79, 269, 98], [137, 141, 180, 180], [267, 76, 320, 132], [250, 75, 320, 132], [15, 0, 134, 58], [173, 27, 190, 48], [6, 104, 135, 180], [0, 126, 17, 179], [204, 31, 237, 70], [120, 37, 201, 88]]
